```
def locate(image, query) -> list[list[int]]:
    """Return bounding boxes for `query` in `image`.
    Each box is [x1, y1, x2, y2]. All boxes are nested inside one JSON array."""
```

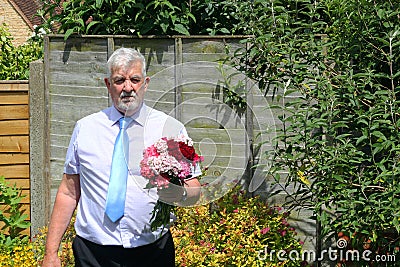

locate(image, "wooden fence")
[[0, 80, 30, 235]]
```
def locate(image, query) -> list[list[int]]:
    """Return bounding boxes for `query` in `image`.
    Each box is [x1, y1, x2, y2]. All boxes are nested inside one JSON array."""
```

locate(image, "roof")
[[8, 0, 43, 30]]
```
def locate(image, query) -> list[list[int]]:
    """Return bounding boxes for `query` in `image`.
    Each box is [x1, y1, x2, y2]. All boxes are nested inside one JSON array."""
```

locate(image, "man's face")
[[104, 61, 150, 116]]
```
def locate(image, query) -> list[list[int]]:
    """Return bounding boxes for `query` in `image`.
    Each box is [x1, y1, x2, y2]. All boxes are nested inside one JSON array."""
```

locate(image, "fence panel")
[[0, 81, 30, 236]]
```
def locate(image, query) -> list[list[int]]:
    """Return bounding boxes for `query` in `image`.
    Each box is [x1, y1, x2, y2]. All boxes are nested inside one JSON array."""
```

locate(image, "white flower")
[[154, 138, 168, 153], [174, 134, 193, 146]]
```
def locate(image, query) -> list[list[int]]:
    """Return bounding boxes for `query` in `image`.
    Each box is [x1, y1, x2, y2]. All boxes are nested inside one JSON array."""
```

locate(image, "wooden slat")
[[49, 36, 108, 52], [20, 190, 30, 203], [0, 136, 29, 152], [0, 105, 29, 120], [0, 120, 29, 135], [0, 82, 30, 237], [0, 153, 29, 164], [0, 165, 29, 178], [0, 226, 30, 236], [1, 178, 30, 189], [0, 93, 29, 105], [0, 82, 29, 91]]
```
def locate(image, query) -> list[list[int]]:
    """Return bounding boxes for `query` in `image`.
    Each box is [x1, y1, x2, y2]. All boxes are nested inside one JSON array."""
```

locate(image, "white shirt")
[[64, 104, 191, 248]]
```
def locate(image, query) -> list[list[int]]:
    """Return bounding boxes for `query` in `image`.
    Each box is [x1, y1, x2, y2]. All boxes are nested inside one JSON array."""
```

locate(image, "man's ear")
[[104, 77, 111, 91], [144, 76, 150, 90]]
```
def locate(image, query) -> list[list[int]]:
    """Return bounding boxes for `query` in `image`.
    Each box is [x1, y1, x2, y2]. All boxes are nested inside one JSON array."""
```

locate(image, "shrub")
[[0, 176, 33, 266], [0, 176, 30, 239], [221, 0, 400, 263], [39, 0, 196, 38], [37, 0, 243, 38], [5, 187, 306, 266], [171, 186, 307, 266], [32, 218, 76, 267], [0, 24, 43, 80], [0, 238, 36, 267]]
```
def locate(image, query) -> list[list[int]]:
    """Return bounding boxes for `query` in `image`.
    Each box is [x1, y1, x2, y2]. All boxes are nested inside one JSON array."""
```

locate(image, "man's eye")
[[130, 78, 141, 84], [114, 79, 125, 85]]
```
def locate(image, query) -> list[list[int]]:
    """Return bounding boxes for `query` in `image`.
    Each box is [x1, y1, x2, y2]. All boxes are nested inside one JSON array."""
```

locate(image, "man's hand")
[[157, 185, 186, 203], [41, 253, 61, 267], [157, 178, 201, 206]]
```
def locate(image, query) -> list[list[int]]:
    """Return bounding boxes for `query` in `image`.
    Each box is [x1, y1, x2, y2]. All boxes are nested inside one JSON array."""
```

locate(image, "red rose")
[[167, 139, 183, 160], [179, 142, 196, 161]]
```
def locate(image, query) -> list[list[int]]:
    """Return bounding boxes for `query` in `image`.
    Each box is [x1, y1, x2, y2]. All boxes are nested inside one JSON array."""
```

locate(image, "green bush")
[[0, 238, 36, 267], [222, 0, 400, 264], [32, 219, 76, 267], [171, 187, 307, 266], [32, 190, 306, 266], [38, 0, 243, 38], [0, 176, 30, 239], [0, 176, 35, 266], [3, 187, 306, 266], [39, 0, 196, 38], [0, 24, 43, 80]]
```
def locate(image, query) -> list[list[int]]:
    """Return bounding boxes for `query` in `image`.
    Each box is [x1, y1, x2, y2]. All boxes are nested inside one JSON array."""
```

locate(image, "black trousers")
[[72, 231, 175, 267]]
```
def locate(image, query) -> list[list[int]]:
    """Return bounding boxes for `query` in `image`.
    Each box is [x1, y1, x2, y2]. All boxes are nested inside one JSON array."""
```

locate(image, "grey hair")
[[107, 47, 146, 78]]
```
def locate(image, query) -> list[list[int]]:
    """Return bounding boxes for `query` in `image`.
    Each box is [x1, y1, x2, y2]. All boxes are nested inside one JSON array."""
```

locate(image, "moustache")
[[120, 91, 137, 98]]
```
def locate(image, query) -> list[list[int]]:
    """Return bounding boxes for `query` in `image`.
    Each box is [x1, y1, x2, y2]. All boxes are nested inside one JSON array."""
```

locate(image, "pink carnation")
[[144, 145, 159, 157]]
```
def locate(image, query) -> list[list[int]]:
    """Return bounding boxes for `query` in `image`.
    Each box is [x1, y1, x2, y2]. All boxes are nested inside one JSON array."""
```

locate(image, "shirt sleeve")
[[189, 163, 203, 179], [64, 122, 81, 174]]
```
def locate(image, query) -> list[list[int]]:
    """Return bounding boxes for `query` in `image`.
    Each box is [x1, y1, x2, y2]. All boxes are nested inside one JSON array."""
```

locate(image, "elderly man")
[[42, 47, 201, 267]]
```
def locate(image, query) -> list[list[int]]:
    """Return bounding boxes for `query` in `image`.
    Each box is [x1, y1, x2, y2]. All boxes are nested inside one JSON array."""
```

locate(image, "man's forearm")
[[45, 193, 77, 255], [44, 174, 80, 258]]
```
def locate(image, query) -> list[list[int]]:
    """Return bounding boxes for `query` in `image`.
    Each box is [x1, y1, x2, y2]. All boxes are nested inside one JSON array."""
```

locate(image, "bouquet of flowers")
[[140, 134, 203, 230]]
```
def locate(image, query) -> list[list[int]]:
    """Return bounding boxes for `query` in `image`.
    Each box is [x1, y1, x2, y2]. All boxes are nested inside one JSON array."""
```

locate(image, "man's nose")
[[123, 80, 134, 92]]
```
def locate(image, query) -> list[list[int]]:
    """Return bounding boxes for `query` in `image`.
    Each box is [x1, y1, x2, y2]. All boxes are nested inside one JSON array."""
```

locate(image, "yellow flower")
[[297, 170, 311, 187]]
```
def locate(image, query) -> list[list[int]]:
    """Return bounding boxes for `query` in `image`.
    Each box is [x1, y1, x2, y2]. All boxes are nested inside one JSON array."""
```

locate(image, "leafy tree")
[[225, 0, 400, 262]]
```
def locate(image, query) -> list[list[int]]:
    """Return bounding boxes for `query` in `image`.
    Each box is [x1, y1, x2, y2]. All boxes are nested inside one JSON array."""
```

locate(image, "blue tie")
[[105, 117, 131, 222]]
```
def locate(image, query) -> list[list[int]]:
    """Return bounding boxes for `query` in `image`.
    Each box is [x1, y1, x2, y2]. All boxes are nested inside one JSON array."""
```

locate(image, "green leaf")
[[64, 28, 76, 40], [371, 130, 387, 141], [95, 0, 104, 9], [160, 22, 169, 34], [86, 20, 101, 34]]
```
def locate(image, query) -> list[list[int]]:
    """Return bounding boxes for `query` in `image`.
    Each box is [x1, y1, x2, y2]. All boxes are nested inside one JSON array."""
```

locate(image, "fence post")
[[29, 59, 50, 237]]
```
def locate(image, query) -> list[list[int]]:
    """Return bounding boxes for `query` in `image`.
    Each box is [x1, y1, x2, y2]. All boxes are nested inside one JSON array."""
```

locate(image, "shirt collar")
[[110, 103, 148, 127], [129, 103, 148, 126], [110, 106, 122, 127]]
